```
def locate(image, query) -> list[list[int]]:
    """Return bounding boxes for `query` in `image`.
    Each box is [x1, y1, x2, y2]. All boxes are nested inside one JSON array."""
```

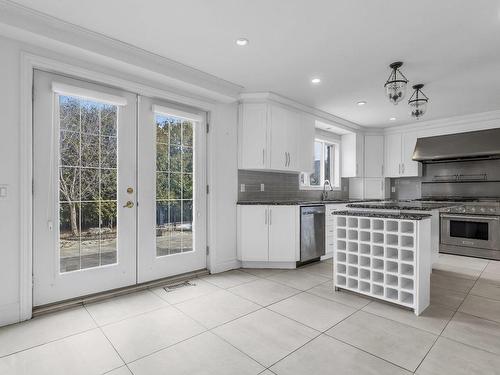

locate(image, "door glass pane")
[[58, 95, 118, 273], [450, 220, 488, 240], [155, 115, 194, 256]]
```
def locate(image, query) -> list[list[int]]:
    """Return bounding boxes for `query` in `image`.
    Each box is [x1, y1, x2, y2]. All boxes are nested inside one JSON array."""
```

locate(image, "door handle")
[[398, 163, 401, 175], [123, 201, 134, 208], [284, 151, 287, 167], [269, 208, 272, 225], [402, 163, 405, 174], [262, 149, 265, 166], [288, 152, 291, 167], [265, 208, 268, 224]]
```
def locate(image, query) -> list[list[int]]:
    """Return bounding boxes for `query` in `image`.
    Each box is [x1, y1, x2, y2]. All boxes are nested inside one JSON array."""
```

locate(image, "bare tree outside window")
[[59, 96, 118, 272]]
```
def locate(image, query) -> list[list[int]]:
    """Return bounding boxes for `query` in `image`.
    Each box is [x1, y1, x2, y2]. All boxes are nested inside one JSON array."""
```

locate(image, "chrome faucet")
[[322, 180, 333, 201]]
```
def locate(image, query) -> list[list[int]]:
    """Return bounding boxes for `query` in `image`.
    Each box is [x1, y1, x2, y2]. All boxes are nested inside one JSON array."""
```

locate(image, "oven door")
[[441, 214, 500, 250]]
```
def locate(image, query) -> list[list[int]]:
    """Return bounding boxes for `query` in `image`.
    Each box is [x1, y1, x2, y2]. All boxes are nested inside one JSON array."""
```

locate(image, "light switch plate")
[[391, 186, 396, 193], [260, 183, 265, 192], [240, 184, 246, 192]]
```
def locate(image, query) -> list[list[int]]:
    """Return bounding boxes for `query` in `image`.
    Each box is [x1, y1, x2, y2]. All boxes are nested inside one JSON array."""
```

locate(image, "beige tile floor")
[[1, 254, 500, 374]]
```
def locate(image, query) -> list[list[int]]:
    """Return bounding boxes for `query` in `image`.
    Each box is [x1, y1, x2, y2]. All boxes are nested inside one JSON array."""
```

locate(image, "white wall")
[[0, 34, 239, 326], [0, 36, 21, 326]]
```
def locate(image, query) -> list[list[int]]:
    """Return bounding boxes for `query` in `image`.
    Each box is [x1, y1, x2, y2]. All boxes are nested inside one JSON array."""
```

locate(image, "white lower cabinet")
[[237, 205, 298, 265]]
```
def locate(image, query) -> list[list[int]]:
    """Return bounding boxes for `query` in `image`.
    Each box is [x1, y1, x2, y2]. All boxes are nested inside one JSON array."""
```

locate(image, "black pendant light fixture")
[[408, 84, 429, 119], [384, 62, 409, 105]]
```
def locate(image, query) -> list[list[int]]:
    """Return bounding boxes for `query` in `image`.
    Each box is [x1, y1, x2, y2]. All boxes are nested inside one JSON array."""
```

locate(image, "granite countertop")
[[332, 210, 432, 220], [346, 201, 459, 211], [237, 199, 382, 206]]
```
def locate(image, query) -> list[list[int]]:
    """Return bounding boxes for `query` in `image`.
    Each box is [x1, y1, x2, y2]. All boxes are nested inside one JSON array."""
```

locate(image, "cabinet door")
[[401, 131, 421, 177], [238, 103, 269, 169], [286, 110, 302, 171], [268, 206, 297, 262], [238, 205, 269, 261], [364, 178, 385, 199], [269, 105, 289, 170], [341, 133, 363, 177], [364, 135, 384, 177], [384, 133, 402, 177], [297, 114, 315, 173]]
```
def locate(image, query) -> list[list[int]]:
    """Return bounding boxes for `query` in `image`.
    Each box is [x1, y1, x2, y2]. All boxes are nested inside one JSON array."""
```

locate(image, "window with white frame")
[[300, 139, 340, 189]]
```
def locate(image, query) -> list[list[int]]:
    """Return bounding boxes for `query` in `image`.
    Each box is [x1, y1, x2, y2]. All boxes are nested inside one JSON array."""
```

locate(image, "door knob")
[[123, 201, 134, 208], [127, 187, 134, 194]]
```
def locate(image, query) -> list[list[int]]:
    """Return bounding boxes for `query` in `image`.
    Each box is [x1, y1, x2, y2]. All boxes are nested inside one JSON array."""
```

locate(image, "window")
[[300, 139, 340, 189]]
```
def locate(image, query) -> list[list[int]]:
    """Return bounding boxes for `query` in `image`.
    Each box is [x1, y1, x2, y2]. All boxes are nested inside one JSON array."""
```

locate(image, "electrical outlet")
[[391, 186, 396, 193], [260, 183, 265, 192], [240, 184, 246, 192], [0, 185, 7, 199]]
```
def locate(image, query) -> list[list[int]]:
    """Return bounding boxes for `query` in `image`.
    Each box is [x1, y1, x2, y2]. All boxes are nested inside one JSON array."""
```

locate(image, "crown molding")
[[239, 92, 361, 133], [0, 0, 243, 103], [383, 109, 500, 134]]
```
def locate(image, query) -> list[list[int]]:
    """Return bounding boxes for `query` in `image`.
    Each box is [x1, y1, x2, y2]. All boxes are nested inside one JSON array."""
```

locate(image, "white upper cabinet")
[[238, 102, 314, 172], [401, 131, 420, 176], [384, 132, 421, 177], [238, 103, 269, 169], [341, 133, 364, 177], [364, 135, 384, 178], [385, 133, 403, 177]]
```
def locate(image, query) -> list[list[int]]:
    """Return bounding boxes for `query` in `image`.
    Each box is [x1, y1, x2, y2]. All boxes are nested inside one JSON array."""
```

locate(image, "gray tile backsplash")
[[238, 170, 349, 201]]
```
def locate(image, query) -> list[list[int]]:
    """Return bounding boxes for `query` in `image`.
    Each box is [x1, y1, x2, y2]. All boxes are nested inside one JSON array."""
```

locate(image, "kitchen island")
[[346, 201, 458, 264], [332, 210, 432, 315]]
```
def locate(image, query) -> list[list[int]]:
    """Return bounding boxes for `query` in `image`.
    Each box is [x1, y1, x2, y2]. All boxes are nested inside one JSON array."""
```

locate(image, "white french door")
[[33, 70, 207, 306], [137, 97, 207, 283]]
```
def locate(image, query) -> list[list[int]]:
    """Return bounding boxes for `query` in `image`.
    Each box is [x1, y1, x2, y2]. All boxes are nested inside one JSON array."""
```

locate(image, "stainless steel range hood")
[[412, 128, 500, 163]]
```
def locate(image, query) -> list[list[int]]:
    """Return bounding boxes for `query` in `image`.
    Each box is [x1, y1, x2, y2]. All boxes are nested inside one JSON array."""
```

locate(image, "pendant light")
[[384, 62, 409, 105], [408, 84, 429, 119]]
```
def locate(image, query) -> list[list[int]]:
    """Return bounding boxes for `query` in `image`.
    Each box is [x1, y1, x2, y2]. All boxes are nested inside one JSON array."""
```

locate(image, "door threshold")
[[32, 268, 209, 317]]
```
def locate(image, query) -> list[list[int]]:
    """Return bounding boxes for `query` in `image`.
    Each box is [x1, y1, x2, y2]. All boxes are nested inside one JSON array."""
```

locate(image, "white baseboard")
[[210, 259, 241, 274], [321, 252, 333, 261], [241, 261, 296, 269], [0, 302, 20, 327]]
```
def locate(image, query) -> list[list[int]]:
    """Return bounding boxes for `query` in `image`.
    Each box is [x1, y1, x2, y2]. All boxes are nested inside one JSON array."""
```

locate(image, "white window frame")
[[300, 139, 340, 190]]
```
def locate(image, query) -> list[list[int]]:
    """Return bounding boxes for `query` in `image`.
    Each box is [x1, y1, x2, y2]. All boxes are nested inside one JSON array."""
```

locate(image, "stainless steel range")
[[440, 202, 500, 260]]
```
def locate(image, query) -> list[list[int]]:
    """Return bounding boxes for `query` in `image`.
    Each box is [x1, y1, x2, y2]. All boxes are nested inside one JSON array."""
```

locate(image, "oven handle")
[[441, 214, 500, 221]]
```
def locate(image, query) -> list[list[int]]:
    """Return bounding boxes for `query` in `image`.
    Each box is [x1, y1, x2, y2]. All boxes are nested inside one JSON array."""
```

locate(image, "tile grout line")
[[82, 304, 133, 375], [413, 258, 491, 374]]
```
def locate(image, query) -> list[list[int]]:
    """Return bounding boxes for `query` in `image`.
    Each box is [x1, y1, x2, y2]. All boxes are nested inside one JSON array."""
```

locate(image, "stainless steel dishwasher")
[[299, 205, 325, 264]]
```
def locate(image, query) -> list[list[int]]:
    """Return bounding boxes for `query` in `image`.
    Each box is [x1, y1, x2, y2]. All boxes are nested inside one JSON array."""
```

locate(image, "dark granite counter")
[[237, 199, 382, 206], [346, 201, 459, 211], [332, 210, 432, 220]]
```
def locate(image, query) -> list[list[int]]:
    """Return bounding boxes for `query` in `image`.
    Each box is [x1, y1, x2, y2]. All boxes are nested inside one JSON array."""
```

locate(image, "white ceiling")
[[10, 0, 500, 127]]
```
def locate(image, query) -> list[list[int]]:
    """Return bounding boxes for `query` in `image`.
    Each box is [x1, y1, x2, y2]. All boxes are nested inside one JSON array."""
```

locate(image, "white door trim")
[[19, 51, 218, 321]]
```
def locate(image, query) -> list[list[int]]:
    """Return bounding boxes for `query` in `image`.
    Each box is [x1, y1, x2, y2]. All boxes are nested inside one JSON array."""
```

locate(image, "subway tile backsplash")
[[238, 170, 349, 201]]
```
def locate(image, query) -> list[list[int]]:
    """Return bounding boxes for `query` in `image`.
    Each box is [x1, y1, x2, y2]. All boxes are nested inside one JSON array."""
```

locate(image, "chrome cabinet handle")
[[441, 214, 499, 221], [269, 209, 272, 225], [265, 208, 268, 224], [288, 152, 291, 167], [123, 201, 134, 208], [398, 163, 401, 175], [402, 163, 405, 174], [262, 149, 265, 166]]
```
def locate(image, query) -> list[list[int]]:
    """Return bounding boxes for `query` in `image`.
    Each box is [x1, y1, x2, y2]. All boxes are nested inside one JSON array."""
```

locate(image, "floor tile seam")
[[123, 329, 209, 367], [439, 332, 500, 358], [83, 304, 130, 372], [315, 333, 417, 374], [304, 288, 371, 311], [90, 303, 172, 328], [224, 283, 303, 308], [360, 304, 453, 336], [262, 331, 325, 371], [152, 284, 223, 306], [449, 310, 500, 326], [239, 268, 288, 278], [202, 275, 261, 290], [0, 325, 99, 360], [209, 326, 281, 370], [257, 306, 324, 334]]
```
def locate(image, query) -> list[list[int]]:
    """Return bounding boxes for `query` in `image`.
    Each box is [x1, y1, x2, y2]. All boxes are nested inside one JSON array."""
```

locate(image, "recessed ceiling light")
[[357, 101, 367, 106], [236, 38, 249, 46], [311, 78, 321, 84], [389, 117, 396, 121]]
